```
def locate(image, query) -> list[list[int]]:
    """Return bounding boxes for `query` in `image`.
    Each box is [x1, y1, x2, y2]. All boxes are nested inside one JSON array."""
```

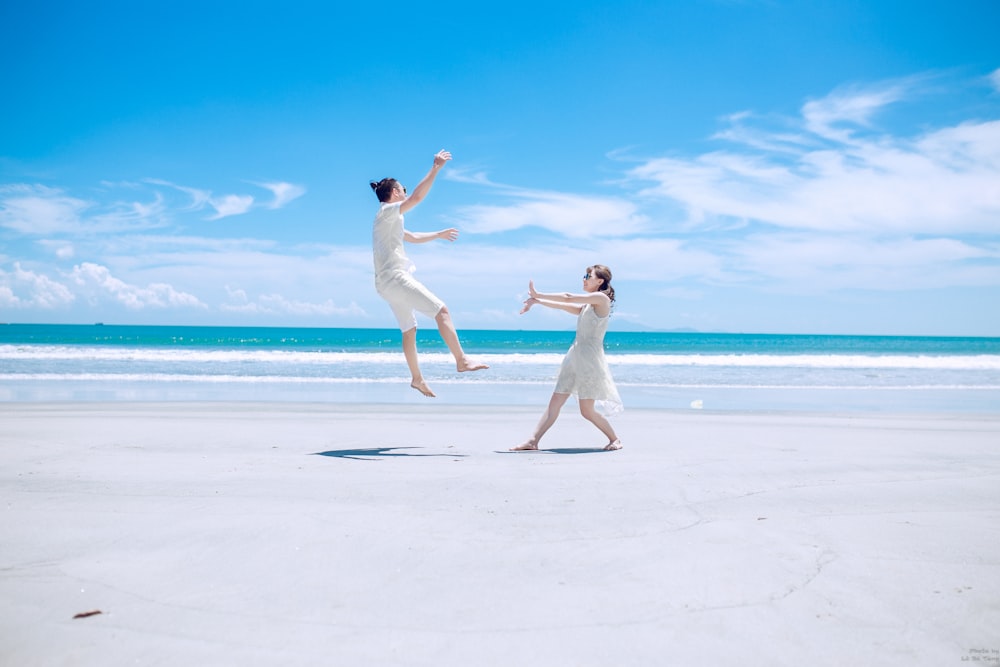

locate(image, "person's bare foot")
[[410, 380, 436, 397], [604, 439, 623, 451], [510, 442, 538, 451], [457, 358, 489, 372]]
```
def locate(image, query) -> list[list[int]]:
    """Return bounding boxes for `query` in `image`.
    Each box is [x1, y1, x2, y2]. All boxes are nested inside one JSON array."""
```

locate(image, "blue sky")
[[2, 0, 999, 335]]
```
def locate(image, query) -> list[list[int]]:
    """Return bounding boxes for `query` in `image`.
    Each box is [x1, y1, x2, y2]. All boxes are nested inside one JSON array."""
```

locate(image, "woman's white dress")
[[553, 303, 623, 416]]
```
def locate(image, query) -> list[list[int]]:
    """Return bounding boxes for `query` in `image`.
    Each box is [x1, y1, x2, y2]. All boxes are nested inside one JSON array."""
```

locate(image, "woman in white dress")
[[370, 150, 488, 398], [512, 265, 623, 451]]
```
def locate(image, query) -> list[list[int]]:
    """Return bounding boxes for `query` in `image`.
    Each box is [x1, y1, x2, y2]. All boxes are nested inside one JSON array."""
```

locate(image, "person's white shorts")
[[376, 271, 445, 332]]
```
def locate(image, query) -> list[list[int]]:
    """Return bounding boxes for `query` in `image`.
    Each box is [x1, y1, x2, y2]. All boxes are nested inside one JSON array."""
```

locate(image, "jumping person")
[[512, 265, 623, 451], [370, 149, 488, 398]]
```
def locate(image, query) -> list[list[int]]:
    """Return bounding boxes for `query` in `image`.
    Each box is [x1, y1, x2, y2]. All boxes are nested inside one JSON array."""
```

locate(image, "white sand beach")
[[2, 403, 999, 666]]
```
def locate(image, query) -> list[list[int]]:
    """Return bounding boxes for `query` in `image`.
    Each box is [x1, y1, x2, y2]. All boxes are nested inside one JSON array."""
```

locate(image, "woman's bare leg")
[[511, 392, 571, 451], [402, 327, 434, 397], [579, 399, 621, 450], [435, 306, 489, 372]]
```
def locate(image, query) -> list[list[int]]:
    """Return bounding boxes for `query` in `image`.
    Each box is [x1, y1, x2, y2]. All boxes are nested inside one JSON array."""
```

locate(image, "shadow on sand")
[[497, 447, 614, 455], [313, 446, 466, 461]]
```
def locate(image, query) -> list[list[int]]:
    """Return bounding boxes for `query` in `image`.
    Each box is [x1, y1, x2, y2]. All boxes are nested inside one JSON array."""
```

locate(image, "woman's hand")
[[528, 280, 539, 298], [436, 228, 459, 242], [432, 150, 452, 168], [520, 297, 538, 315]]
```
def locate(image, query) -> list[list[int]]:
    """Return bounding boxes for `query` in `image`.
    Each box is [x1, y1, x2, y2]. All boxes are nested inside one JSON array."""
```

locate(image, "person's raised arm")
[[400, 150, 451, 214]]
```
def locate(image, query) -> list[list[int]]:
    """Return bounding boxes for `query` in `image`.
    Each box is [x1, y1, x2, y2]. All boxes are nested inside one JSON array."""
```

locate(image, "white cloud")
[[256, 182, 306, 209], [221, 286, 258, 313], [144, 179, 211, 211], [144, 178, 303, 219], [0, 262, 76, 308], [146, 179, 255, 219], [445, 168, 495, 187], [0, 285, 18, 308], [70, 262, 207, 310], [258, 294, 364, 316], [989, 67, 1000, 93], [446, 165, 648, 238], [600, 238, 724, 281], [0, 184, 173, 235], [36, 240, 76, 259], [0, 185, 90, 234], [628, 78, 1000, 235], [92, 191, 170, 228], [721, 233, 1000, 291], [801, 81, 909, 142], [100, 234, 280, 256], [207, 194, 255, 220], [221, 285, 364, 316], [453, 187, 648, 238]]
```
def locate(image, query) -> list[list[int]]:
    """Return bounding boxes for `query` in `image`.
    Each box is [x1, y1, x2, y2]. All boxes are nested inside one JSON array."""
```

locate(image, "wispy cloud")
[[0, 185, 91, 234], [256, 181, 306, 209], [143, 179, 211, 211], [92, 191, 170, 228], [0, 179, 306, 238], [0, 184, 173, 235], [207, 194, 255, 220], [145, 179, 255, 220], [146, 179, 304, 219], [447, 178, 648, 239], [801, 80, 911, 143]]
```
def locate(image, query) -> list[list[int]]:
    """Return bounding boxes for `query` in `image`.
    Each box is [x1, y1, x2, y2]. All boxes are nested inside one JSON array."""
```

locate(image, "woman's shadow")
[[313, 446, 465, 461], [498, 446, 612, 455]]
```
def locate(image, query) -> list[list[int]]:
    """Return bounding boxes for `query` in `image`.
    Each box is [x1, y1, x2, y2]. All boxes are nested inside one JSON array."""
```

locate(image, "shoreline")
[[2, 403, 998, 665], [4, 399, 1000, 418], [3, 380, 998, 414]]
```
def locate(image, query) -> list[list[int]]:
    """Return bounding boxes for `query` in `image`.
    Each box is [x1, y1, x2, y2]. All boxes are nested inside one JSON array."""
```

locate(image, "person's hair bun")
[[369, 181, 379, 191]]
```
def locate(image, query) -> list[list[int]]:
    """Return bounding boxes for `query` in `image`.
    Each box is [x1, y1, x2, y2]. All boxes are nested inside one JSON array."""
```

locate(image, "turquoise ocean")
[[2, 323, 999, 413]]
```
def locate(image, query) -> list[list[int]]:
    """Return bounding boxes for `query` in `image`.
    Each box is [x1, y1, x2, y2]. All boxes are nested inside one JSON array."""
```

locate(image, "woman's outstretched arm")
[[526, 280, 611, 316], [520, 296, 582, 316]]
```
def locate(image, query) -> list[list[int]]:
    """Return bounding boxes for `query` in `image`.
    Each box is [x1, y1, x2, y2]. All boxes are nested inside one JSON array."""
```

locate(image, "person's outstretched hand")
[[520, 297, 538, 315], [433, 150, 452, 168]]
